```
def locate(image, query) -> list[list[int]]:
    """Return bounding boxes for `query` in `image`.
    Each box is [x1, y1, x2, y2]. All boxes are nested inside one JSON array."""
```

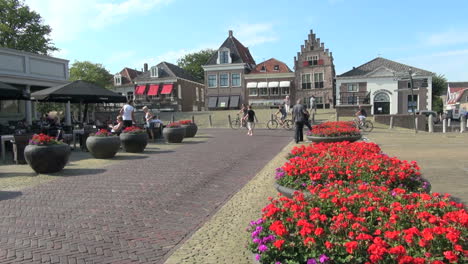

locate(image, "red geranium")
[[122, 126, 145, 134], [307, 121, 360, 137], [29, 133, 62, 145], [179, 120, 192, 125]]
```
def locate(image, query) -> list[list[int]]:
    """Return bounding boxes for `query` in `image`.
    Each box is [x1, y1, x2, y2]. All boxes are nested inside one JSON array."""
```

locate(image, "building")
[[446, 82, 468, 117], [244, 58, 295, 108], [130, 61, 204, 112], [0, 47, 69, 124], [335, 57, 433, 115], [293, 30, 335, 108], [112, 67, 143, 101], [203, 30, 256, 110]]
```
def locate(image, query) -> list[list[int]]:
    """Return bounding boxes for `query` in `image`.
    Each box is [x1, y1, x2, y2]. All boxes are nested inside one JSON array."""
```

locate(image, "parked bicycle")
[[267, 116, 294, 130], [230, 114, 247, 130], [354, 118, 374, 132]]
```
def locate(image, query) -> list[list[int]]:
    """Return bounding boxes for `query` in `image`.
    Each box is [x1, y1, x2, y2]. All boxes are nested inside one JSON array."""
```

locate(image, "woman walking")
[[243, 105, 256, 136]]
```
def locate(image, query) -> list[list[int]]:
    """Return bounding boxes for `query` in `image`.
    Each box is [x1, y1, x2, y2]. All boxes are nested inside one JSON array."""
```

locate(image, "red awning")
[[147, 84, 159, 96], [135, 85, 147, 95], [161, 84, 174, 94]]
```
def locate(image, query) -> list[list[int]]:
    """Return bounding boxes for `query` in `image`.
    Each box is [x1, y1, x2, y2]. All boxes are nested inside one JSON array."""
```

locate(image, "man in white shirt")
[[309, 95, 316, 114], [120, 99, 135, 128]]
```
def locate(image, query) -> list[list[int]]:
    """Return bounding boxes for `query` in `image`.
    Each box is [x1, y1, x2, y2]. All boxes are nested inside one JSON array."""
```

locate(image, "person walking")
[[120, 99, 135, 128], [284, 95, 291, 114], [292, 99, 306, 143], [238, 104, 248, 128], [309, 95, 316, 114], [243, 105, 256, 136]]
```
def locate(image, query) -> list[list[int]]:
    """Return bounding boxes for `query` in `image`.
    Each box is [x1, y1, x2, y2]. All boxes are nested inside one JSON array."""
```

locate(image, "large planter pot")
[[163, 127, 185, 143], [24, 144, 71, 174], [119, 133, 148, 153], [181, 123, 198, 138], [306, 134, 362, 143], [275, 182, 311, 199], [86, 136, 121, 159]]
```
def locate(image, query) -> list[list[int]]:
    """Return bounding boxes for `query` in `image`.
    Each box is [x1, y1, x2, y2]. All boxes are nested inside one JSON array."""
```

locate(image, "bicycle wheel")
[[283, 120, 294, 130], [230, 119, 239, 130], [267, 120, 278, 130], [361, 121, 374, 132]]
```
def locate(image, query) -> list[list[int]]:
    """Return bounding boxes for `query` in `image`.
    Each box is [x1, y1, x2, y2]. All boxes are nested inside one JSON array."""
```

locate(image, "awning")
[[268, 81, 279, 88], [279, 81, 290, 87], [147, 84, 159, 96], [218, 96, 229, 108], [161, 84, 174, 94], [257, 82, 268, 88], [208, 97, 218, 108], [229, 95, 240, 108], [135, 85, 147, 95], [247, 82, 257, 88]]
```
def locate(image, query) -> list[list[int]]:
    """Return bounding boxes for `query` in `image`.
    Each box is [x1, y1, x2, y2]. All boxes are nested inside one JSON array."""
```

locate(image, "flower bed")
[[249, 182, 467, 264], [307, 121, 360, 138], [278, 142, 429, 193]]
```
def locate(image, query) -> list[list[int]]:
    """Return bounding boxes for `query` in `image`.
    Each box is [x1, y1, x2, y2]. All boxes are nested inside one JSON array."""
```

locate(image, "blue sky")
[[26, 0, 468, 81]]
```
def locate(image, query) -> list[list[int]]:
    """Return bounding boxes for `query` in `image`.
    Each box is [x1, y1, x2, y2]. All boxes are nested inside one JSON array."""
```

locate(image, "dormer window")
[[260, 65, 266, 72], [217, 48, 231, 64], [151, 66, 158, 78], [274, 65, 279, 71], [114, 74, 122, 86]]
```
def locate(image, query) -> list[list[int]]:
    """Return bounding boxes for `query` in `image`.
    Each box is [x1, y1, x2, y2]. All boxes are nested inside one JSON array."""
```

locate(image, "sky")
[[26, 0, 468, 81]]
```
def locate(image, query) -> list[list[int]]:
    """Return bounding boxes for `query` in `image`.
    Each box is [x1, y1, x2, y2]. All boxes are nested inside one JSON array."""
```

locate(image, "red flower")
[[345, 241, 358, 254], [389, 245, 406, 255], [273, 239, 285, 249], [269, 220, 287, 237], [443, 251, 458, 263]]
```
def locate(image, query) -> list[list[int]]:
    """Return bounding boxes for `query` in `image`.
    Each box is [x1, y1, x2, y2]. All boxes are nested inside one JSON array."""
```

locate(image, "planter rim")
[[306, 134, 362, 139]]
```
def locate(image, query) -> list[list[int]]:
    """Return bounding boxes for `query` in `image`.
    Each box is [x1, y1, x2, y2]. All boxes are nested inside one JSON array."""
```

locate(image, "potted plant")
[[86, 129, 120, 158], [119, 126, 148, 153], [24, 133, 71, 174], [179, 120, 198, 137], [163, 122, 185, 143], [249, 182, 467, 264], [306, 121, 361, 143]]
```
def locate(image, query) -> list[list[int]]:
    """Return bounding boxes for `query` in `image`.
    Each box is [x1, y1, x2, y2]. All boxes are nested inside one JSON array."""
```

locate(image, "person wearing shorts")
[[243, 105, 256, 136]]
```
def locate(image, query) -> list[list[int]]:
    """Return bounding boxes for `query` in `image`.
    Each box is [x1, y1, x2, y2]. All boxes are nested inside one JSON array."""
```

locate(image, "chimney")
[[229, 30, 233, 37], [144, 63, 148, 72]]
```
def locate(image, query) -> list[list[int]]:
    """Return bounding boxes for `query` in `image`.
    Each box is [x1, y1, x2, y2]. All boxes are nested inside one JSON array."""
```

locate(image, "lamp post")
[[408, 68, 418, 133]]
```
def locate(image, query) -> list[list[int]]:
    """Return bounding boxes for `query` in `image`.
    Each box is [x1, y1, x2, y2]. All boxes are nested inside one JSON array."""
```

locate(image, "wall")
[[336, 104, 372, 117], [374, 114, 428, 131]]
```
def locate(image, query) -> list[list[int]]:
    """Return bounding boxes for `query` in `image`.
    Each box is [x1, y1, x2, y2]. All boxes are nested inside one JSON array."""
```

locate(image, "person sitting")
[[110, 115, 124, 134], [355, 105, 367, 126]]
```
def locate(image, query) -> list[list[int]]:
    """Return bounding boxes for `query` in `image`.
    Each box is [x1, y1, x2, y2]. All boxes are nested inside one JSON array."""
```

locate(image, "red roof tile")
[[251, 58, 292, 74]]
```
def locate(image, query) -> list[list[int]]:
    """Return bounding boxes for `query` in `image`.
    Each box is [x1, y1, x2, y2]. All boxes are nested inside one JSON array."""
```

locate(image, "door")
[[373, 92, 390, 115]]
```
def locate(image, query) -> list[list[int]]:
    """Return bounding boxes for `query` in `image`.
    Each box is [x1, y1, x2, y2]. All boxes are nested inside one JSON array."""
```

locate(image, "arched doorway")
[[373, 92, 390, 115]]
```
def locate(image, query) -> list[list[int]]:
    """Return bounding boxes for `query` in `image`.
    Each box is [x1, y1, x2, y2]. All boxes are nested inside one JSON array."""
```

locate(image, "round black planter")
[[306, 134, 362, 143], [86, 136, 121, 159], [181, 123, 198, 138], [24, 144, 71, 174], [163, 127, 185, 143], [275, 182, 310, 199], [119, 133, 148, 153]]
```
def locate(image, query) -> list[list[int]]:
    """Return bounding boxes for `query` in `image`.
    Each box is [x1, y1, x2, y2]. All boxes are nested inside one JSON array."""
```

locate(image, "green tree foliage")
[[177, 49, 215, 82], [0, 0, 57, 54], [432, 74, 447, 96], [432, 95, 444, 113], [69, 61, 113, 88]]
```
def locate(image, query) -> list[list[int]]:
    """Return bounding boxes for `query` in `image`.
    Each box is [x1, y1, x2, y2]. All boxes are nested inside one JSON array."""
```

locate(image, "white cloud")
[[25, 0, 172, 43], [424, 29, 468, 46], [230, 23, 278, 47]]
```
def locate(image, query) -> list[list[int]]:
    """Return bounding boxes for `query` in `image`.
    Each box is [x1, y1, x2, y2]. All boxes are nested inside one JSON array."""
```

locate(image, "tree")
[[0, 0, 57, 54], [432, 96, 444, 114], [432, 74, 447, 96], [177, 49, 215, 82], [69, 61, 113, 88]]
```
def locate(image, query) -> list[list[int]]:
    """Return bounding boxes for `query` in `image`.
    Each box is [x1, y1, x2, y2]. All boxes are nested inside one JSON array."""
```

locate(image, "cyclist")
[[355, 105, 367, 126], [274, 105, 287, 127], [238, 104, 248, 128]]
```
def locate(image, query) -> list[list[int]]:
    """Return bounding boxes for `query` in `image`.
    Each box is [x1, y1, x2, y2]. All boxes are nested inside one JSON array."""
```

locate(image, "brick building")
[[294, 30, 335, 108], [112, 67, 142, 101]]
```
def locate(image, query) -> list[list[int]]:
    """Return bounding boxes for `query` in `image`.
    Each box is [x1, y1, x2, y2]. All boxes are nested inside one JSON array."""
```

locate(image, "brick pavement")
[[0, 128, 293, 263]]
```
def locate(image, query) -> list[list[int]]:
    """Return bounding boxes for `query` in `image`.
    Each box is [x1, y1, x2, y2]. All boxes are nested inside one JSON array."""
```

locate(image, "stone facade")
[[293, 30, 335, 108]]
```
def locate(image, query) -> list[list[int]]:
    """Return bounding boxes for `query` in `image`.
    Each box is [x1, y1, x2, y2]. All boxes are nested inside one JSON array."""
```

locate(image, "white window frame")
[[127, 91, 134, 100], [114, 74, 122, 86], [281, 87, 290, 95], [270, 86, 279, 95], [301, 73, 312, 89], [259, 87, 269, 96], [208, 74, 217, 88], [150, 66, 158, 78], [273, 65, 280, 71], [306, 55, 313, 61], [347, 83, 358, 92], [314, 72, 324, 88], [231, 73, 241, 87], [219, 73, 229, 87], [217, 48, 231, 64], [249, 88, 258, 96], [201, 88, 205, 102], [195, 87, 199, 102]]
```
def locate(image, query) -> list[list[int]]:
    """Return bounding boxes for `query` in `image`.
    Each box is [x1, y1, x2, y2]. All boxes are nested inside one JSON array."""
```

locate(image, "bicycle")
[[354, 118, 374, 133], [267, 115, 294, 130], [230, 114, 247, 130]]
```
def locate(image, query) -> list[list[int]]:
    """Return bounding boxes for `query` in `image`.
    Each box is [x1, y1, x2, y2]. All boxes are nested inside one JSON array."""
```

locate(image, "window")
[[220, 50, 229, 64], [407, 95, 418, 112], [347, 83, 358, 92], [347, 96, 358, 105], [274, 65, 279, 71], [0, 100, 20, 114], [232, 73, 240, 87], [114, 74, 122, 86], [282, 87, 290, 95], [260, 65, 266, 72], [208, 74, 217, 88], [315, 96, 323, 104], [220, 73, 229, 87], [306, 56, 318, 65], [150, 66, 158, 78], [200, 88, 204, 102], [259, 87, 268, 96], [302, 74, 312, 89], [270, 86, 279, 95], [196, 87, 199, 102], [126, 92, 134, 101], [314, 73, 324, 88], [407, 82, 412, 88], [249, 88, 258, 96]]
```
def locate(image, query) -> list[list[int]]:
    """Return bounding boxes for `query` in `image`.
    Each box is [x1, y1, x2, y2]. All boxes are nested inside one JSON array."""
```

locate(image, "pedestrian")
[[292, 99, 307, 143], [309, 95, 316, 114], [284, 95, 290, 114], [238, 103, 248, 128], [243, 105, 256, 136], [120, 99, 135, 128], [303, 108, 312, 131]]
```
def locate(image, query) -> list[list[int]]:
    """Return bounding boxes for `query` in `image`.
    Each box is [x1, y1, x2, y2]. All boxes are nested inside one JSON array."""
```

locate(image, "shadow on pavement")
[[113, 155, 149, 160], [56, 168, 107, 177], [0, 191, 22, 201], [0, 172, 37, 178]]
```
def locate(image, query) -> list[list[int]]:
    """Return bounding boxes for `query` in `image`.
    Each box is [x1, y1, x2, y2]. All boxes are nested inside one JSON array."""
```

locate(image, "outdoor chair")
[[11, 134, 33, 164]]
